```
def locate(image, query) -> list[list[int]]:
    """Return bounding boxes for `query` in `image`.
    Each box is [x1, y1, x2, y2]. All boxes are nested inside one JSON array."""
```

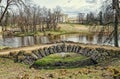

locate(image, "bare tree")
[[98, 11, 103, 25], [78, 13, 85, 24], [0, 0, 27, 32], [113, 0, 119, 47], [0, 0, 11, 24], [99, 0, 119, 47], [53, 6, 62, 23], [0, 0, 1, 2], [86, 12, 96, 25], [0, 0, 62, 35]]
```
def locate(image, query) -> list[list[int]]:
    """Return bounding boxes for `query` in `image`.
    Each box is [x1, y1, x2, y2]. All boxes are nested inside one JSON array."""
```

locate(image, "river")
[[0, 34, 120, 47]]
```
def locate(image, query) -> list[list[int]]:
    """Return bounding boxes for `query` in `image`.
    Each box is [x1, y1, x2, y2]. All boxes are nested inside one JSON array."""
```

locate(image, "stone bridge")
[[8, 42, 120, 65]]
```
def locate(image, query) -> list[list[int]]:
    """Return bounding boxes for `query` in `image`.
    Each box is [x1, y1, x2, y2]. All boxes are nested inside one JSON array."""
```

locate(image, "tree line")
[[0, 0, 61, 33], [78, 0, 119, 25]]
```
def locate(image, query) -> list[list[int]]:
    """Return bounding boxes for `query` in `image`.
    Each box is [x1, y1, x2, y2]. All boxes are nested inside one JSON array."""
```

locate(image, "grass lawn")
[[0, 46, 11, 50], [14, 23, 92, 37]]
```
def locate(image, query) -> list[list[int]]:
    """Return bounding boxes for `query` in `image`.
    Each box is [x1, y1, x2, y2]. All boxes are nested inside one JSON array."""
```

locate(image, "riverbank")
[[4, 23, 120, 37], [1, 23, 120, 37], [13, 24, 92, 37]]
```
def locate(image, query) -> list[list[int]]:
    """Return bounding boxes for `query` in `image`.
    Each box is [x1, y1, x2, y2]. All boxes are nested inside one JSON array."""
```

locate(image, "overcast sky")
[[32, 0, 102, 17], [1, 0, 103, 17]]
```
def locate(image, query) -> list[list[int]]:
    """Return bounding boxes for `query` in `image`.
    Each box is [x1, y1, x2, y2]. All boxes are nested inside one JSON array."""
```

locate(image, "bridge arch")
[[15, 44, 98, 65], [13, 43, 120, 65]]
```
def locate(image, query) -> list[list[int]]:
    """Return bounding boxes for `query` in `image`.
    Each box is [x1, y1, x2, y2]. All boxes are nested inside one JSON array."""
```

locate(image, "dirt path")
[[0, 43, 60, 55], [0, 42, 120, 55]]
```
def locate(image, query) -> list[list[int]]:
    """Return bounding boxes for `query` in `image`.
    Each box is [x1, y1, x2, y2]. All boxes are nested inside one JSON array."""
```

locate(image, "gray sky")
[[1, 0, 103, 17], [33, 0, 102, 17]]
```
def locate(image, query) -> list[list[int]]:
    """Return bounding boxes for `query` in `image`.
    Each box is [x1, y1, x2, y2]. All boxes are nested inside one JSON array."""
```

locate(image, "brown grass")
[[58, 24, 89, 32], [0, 57, 120, 79]]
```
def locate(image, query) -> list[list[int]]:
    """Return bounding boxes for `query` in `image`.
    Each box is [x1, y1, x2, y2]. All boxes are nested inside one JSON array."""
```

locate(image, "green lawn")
[[34, 53, 88, 66]]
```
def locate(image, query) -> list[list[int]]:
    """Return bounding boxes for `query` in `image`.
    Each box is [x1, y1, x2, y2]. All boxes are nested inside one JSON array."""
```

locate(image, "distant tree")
[[53, 6, 62, 23], [78, 13, 85, 24], [101, 0, 114, 23], [98, 11, 103, 25], [86, 12, 95, 25]]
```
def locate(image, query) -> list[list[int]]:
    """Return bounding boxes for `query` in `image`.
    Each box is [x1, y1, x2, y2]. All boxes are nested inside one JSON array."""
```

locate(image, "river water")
[[0, 34, 120, 47]]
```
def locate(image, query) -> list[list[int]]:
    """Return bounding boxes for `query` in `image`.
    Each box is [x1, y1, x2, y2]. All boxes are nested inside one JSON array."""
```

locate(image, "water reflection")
[[86, 35, 93, 43], [0, 34, 119, 47]]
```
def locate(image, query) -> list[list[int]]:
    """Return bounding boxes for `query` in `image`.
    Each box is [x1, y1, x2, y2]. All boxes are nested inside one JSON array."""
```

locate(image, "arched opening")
[[14, 44, 102, 68], [30, 52, 97, 69]]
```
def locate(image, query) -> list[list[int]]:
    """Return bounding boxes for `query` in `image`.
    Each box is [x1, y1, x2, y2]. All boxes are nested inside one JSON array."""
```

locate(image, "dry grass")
[[58, 24, 89, 33], [0, 57, 120, 79]]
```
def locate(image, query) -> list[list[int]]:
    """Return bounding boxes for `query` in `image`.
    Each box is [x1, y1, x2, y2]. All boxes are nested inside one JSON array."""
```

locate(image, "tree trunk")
[[114, 10, 119, 47], [113, 0, 119, 47], [0, 0, 2, 3], [0, 4, 9, 24]]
